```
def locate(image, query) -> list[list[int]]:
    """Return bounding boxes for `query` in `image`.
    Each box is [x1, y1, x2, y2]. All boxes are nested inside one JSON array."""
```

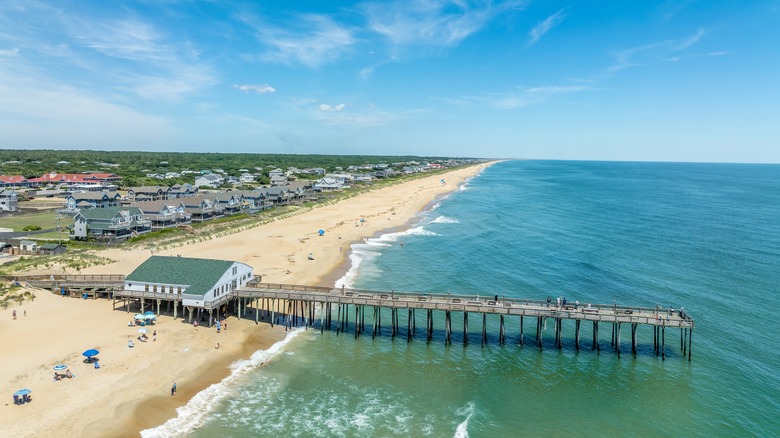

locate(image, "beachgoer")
[[171, 381, 177, 396], [54, 372, 60, 381], [128, 340, 134, 348], [224, 321, 227, 330], [153, 330, 157, 341], [575, 300, 579, 310], [215, 342, 220, 349], [12, 310, 16, 320], [24, 310, 26, 317], [66, 369, 73, 379], [547, 297, 551, 307], [494, 294, 498, 303]]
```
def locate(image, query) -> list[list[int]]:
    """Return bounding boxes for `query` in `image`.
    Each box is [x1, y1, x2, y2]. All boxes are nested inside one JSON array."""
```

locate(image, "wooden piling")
[[463, 312, 469, 346]]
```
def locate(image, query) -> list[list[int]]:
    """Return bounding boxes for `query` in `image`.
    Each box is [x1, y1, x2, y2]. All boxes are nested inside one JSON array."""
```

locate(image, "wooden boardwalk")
[[7, 275, 694, 360]]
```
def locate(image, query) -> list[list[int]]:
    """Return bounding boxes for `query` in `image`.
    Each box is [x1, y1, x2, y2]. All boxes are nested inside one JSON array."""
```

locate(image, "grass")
[[0, 210, 74, 232], [0, 250, 115, 276], [0, 282, 35, 309]]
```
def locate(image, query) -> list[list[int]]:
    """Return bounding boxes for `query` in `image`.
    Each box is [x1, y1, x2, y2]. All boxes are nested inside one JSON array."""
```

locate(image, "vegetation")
[[0, 211, 74, 232], [0, 149, 469, 188], [0, 251, 115, 276], [0, 282, 35, 309], [22, 225, 42, 231]]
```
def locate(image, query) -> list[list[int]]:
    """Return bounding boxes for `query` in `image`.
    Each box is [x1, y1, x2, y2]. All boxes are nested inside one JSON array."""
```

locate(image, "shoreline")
[[0, 163, 495, 437]]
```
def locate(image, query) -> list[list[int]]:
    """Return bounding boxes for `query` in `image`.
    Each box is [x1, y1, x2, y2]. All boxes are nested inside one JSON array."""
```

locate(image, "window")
[[145, 284, 149, 292], [233, 266, 237, 275], [153, 285, 158, 293]]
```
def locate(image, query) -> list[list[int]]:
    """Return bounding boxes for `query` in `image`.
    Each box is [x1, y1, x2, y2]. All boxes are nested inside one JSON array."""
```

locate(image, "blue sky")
[[1, 1, 778, 163]]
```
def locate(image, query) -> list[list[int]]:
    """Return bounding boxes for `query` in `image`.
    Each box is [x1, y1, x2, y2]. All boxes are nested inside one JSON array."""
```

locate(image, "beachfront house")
[[127, 186, 171, 202], [180, 196, 224, 222], [123, 255, 254, 317], [0, 189, 19, 212], [134, 199, 192, 231], [313, 177, 344, 192], [71, 206, 152, 241], [65, 191, 122, 211], [170, 183, 198, 198]]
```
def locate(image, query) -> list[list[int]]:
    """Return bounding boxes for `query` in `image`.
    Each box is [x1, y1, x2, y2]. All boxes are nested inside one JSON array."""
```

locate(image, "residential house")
[[180, 196, 224, 222], [269, 175, 288, 186], [127, 186, 171, 202], [195, 174, 223, 189], [268, 168, 284, 178], [232, 189, 273, 212], [0, 189, 18, 212], [71, 206, 152, 241], [313, 177, 345, 192], [212, 193, 244, 215], [65, 191, 121, 211], [135, 199, 192, 231], [239, 173, 256, 183], [170, 183, 198, 198], [28, 172, 121, 188], [123, 255, 254, 311]]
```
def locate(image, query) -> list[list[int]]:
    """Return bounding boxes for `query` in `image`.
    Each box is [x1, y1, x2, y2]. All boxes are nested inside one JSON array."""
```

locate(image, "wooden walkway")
[[7, 275, 695, 360]]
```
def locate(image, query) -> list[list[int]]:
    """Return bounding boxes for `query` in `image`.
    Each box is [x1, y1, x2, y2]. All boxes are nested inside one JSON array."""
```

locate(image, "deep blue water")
[[148, 160, 780, 437]]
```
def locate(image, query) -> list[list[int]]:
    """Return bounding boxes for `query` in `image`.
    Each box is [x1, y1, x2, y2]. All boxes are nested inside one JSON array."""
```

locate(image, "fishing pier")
[[235, 282, 694, 361], [13, 275, 694, 360]]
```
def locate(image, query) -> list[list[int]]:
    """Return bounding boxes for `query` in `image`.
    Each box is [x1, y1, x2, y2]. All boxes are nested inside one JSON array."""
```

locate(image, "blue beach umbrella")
[[144, 311, 155, 315], [318, 229, 325, 236], [14, 389, 32, 396], [82, 349, 99, 358], [144, 314, 156, 320], [53, 364, 67, 371]]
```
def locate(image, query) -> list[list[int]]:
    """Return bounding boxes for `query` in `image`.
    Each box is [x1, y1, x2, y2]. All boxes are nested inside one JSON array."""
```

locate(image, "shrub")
[[22, 225, 42, 231]]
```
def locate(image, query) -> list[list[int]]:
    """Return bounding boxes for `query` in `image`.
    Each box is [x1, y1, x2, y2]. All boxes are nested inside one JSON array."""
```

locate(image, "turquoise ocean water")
[[144, 160, 780, 437]]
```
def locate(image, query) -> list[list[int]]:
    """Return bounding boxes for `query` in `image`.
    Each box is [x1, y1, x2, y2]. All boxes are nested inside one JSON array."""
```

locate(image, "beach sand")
[[0, 163, 492, 437]]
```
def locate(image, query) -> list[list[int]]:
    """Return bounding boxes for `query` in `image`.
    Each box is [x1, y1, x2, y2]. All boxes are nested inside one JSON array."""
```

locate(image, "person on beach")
[[153, 330, 157, 341], [13, 309, 16, 319], [547, 297, 551, 307], [171, 381, 177, 396], [215, 342, 220, 349]]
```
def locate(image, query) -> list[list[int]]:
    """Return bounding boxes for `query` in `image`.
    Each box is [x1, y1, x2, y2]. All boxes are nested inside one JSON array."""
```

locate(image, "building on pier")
[[124, 256, 253, 310]]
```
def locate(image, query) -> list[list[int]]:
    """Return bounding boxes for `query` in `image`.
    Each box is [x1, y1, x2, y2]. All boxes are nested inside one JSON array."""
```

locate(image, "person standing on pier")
[[547, 296, 551, 307]]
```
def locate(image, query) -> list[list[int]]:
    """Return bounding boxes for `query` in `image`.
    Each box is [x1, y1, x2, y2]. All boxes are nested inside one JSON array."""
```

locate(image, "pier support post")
[[631, 323, 637, 357], [463, 312, 469, 346], [575, 320, 580, 351], [519, 315, 524, 347], [407, 308, 412, 342], [208, 309, 213, 327], [187, 306, 193, 323], [372, 307, 378, 339], [427, 310, 433, 343], [156, 299, 161, 316], [355, 305, 360, 338], [661, 323, 666, 361], [173, 300, 178, 320], [616, 323, 621, 358], [688, 327, 693, 362], [445, 311, 452, 346], [499, 315, 505, 346], [481, 313, 487, 347], [270, 299, 275, 328]]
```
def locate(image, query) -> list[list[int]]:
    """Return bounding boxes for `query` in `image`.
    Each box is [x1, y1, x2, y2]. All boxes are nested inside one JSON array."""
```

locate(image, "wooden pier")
[[7, 275, 695, 360]]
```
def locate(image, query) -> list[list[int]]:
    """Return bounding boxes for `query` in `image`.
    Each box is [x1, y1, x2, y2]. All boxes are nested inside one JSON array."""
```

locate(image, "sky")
[[0, 1, 779, 163]]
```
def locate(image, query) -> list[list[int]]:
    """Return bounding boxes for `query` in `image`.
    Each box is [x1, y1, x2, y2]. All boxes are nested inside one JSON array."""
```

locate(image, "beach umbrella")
[[53, 364, 67, 371], [134, 314, 145, 320], [138, 328, 148, 334], [14, 389, 32, 396], [144, 311, 155, 315], [318, 229, 325, 236], [82, 349, 99, 358], [144, 314, 157, 320]]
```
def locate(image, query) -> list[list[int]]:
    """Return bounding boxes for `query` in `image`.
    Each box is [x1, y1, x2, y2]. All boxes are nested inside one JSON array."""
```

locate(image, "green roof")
[[126, 256, 236, 297], [79, 206, 142, 220], [40, 243, 64, 250]]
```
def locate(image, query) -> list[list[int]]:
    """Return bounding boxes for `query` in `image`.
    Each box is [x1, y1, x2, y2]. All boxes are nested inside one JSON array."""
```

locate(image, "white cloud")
[[319, 103, 346, 112], [363, 0, 521, 48], [0, 47, 19, 56], [241, 13, 356, 68], [607, 29, 707, 74], [234, 83, 276, 94], [528, 8, 568, 47]]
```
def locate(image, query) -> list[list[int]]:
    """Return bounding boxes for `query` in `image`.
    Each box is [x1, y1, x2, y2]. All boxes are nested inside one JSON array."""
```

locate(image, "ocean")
[[144, 160, 780, 437]]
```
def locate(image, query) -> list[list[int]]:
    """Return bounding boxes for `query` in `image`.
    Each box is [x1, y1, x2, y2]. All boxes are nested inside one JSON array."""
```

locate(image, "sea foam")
[[140, 329, 303, 438]]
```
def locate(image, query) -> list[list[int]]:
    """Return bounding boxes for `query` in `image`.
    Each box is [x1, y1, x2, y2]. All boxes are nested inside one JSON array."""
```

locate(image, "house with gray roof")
[[123, 255, 254, 316], [71, 206, 151, 241], [179, 195, 224, 222], [127, 186, 171, 202], [0, 189, 18, 212], [135, 199, 191, 230], [65, 191, 121, 211], [170, 183, 198, 198]]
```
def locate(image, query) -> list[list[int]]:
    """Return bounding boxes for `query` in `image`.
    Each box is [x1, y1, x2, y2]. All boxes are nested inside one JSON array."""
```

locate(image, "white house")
[[123, 255, 254, 315]]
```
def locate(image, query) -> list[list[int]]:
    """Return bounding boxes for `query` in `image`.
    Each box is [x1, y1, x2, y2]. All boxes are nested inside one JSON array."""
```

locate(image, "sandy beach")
[[0, 163, 492, 437]]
